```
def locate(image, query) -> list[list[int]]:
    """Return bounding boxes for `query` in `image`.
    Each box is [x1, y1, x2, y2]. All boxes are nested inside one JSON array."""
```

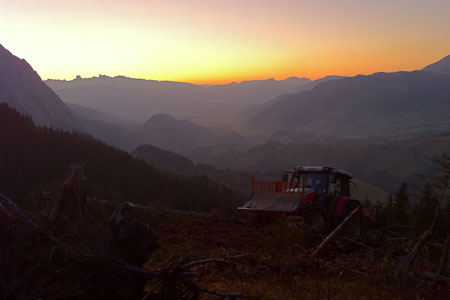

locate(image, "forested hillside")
[[0, 104, 243, 212], [132, 144, 254, 192], [185, 136, 450, 192]]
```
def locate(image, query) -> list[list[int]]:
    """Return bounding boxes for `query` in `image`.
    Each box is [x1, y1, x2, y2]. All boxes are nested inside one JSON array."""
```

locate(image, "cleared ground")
[[142, 211, 432, 300]]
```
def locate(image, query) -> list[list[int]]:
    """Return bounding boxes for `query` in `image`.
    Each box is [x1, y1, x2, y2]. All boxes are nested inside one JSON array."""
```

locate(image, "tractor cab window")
[[329, 175, 350, 197], [329, 179, 342, 197], [299, 173, 327, 194]]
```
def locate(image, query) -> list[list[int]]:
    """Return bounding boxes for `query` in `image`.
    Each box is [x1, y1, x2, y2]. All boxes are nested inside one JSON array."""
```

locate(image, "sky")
[[1, 0, 450, 84]]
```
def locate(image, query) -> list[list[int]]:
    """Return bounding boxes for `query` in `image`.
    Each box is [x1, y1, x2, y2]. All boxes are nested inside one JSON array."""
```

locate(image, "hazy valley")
[[32, 49, 450, 200]]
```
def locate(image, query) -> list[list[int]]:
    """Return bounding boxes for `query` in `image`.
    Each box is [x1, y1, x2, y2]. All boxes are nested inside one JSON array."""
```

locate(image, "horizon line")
[[42, 67, 427, 86]]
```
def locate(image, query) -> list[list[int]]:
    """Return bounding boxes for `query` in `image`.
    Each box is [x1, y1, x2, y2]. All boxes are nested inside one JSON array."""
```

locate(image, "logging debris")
[[0, 164, 243, 299], [1, 163, 450, 299]]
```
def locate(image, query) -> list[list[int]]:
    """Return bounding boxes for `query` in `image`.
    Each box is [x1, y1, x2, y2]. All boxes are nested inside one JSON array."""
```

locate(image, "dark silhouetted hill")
[[0, 44, 82, 130], [140, 113, 214, 151]]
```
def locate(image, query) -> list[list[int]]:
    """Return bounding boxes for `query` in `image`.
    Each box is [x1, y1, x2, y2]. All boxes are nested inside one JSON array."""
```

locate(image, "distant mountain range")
[[242, 75, 347, 117], [45, 75, 312, 123], [247, 70, 450, 140], [0, 44, 82, 130]]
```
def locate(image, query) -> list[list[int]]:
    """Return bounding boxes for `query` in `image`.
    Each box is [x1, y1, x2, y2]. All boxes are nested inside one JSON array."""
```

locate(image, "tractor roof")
[[294, 166, 352, 178]]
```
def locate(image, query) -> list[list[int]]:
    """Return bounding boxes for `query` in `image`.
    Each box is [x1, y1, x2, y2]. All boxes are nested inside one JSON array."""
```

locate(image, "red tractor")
[[239, 166, 375, 235]]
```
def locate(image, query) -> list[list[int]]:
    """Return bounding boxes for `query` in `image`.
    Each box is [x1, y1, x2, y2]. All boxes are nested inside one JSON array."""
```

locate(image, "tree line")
[[366, 154, 450, 236]]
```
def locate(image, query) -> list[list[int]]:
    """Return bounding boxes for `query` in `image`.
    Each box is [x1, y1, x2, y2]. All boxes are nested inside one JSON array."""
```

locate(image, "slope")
[[423, 54, 450, 75], [68, 102, 144, 151], [132, 144, 196, 173], [140, 113, 214, 151], [0, 44, 82, 130], [248, 71, 450, 140], [131, 144, 252, 192]]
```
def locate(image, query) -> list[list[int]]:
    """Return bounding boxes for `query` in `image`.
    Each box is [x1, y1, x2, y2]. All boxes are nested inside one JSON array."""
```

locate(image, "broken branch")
[[200, 288, 244, 298], [310, 205, 361, 260]]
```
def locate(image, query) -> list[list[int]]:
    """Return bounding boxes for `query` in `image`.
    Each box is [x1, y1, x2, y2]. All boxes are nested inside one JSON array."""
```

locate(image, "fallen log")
[[182, 258, 230, 269], [200, 288, 245, 298], [437, 236, 449, 276], [0, 193, 65, 247], [142, 281, 161, 300]]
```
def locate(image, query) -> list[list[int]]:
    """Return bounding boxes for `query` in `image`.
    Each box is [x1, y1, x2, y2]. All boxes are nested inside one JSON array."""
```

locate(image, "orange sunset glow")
[[1, 0, 450, 83]]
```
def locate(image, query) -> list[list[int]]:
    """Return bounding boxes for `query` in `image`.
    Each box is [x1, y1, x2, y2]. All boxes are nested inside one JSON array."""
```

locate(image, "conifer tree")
[[385, 193, 394, 225], [413, 182, 438, 231], [373, 198, 387, 226], [392, 182, 410, 225]]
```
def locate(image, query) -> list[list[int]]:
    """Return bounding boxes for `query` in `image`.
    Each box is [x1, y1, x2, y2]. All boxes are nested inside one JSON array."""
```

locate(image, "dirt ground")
[[141, 211, 446, 300]]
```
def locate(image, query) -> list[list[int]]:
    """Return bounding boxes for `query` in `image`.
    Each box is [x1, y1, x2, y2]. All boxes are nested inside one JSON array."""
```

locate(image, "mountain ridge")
[[247, 70, 450, 140], [45, 75, 312, 122], [423, 54, 450, 75], [0, 44, 82, 130]]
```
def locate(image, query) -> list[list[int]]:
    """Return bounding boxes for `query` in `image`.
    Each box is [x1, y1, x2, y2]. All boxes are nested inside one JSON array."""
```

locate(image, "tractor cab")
[[282, 166, 352, 200]]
